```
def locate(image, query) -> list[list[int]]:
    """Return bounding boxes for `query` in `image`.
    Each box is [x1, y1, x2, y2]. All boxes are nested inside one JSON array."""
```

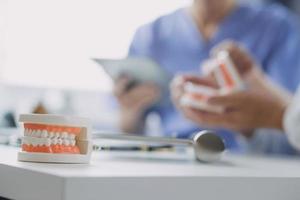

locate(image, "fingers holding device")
[[93, 57, 168, 133], [93, 57, 170, 101], [113, 75, 161, 133], [114, 75, 160, 112]]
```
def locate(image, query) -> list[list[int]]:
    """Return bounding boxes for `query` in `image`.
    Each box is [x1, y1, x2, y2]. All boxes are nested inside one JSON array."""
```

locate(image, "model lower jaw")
[[22, 144, 80, 154]]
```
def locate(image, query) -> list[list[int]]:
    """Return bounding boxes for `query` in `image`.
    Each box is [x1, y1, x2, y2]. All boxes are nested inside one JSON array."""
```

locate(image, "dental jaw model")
[[180, 51, 245, 113], [181, 82, 224, 113], [208, 51, 245, 93], [18, 114, 92, 163]]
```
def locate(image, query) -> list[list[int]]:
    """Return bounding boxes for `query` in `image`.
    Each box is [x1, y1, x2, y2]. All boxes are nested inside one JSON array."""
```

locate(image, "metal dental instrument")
[[93, 130, 225, 163]]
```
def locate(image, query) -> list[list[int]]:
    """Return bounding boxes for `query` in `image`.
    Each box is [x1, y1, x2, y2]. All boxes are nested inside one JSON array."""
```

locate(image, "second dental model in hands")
[[180, 51, 244, 113]]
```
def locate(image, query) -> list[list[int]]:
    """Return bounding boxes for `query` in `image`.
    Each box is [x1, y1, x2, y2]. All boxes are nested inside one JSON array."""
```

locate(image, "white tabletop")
[[1, 145, 300, 200]]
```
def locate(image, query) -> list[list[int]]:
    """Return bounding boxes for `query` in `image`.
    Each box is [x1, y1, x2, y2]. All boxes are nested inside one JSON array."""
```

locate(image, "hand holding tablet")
[[93, 57, 170, 133], [92, 57, 171, 91]]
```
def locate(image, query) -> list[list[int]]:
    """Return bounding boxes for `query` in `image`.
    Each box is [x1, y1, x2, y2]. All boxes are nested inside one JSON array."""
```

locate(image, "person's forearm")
[[246, 67, 292, 131], [268, 103, 286, 131], [261, 78, 291, 131]]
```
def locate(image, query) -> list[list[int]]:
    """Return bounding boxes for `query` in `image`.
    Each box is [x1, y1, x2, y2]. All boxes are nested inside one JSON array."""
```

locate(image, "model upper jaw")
[[20, 114, 91, 155]]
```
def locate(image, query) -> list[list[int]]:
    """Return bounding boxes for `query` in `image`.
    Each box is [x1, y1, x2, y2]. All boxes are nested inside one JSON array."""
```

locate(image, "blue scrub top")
[[128, 4, 300, 154]]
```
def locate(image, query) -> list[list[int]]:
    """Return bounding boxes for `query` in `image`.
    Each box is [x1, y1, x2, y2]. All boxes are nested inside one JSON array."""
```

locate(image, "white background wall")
[[0, 0, 7, 77], [4, 0, 191, 92], [3, 0, 262, 92]]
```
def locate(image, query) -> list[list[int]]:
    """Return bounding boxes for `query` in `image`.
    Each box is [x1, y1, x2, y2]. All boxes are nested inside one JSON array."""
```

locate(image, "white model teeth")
[[22, 136, 76, 147], [45, 138, 51, 146], [24, 129, 78, 139], [49, 132, 54, 138], [57, 138, 63, 145], [29, 129, 33, 136], [36, 130, 42, 137], [61, 132, 68, 139], [69, 134, 76, 140], [63, 139, 70, 146], [31, 138, 38, 146], [55, 132, 60, 138], [41, 130, 48, 138], [23, 128, 79, 147], [70, 140, 76, 146], [52, 138, 58, 145], [31, 130, 36, 137]]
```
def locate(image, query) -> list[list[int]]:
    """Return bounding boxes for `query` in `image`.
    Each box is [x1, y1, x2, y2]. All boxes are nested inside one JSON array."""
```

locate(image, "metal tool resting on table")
[[93, 130, 225, 163]]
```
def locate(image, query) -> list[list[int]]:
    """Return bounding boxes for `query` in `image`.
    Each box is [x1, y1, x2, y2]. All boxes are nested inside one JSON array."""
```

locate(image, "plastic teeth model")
[[180, 51, 245, 113], [180, 82, 224, 113], [18, 114, 92, 163], [213, 51, 244, 93], [203, 51, 245, 93]]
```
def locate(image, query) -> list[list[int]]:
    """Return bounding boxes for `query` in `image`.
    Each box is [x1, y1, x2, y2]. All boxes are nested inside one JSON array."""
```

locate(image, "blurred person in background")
[[171, 41, 298, 154], [114, 0, 300, 154], [172, 41, 300, 154]]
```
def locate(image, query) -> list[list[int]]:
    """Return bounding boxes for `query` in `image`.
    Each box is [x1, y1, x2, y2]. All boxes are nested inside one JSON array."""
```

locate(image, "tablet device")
[[92, 57, 171, 89]]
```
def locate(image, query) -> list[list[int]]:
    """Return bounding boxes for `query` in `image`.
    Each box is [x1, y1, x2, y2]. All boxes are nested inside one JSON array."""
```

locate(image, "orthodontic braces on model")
[[18, 114, 92, 163]]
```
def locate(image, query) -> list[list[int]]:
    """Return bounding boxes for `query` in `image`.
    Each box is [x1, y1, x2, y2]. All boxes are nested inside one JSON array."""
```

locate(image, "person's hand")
[[181, 88, 290, 137], [173, 41, 292, 137], [114, 75, 160, 133], [170, 75, 217, 110], [210, 40, 257, 77], [179, 41, 292, 136]]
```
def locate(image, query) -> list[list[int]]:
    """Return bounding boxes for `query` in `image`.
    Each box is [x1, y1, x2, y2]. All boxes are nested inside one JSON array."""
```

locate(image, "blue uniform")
[[128, 4, 300, 154]]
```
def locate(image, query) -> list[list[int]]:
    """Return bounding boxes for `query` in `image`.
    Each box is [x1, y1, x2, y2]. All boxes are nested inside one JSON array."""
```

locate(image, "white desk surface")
[[1, 145, 300, 200]]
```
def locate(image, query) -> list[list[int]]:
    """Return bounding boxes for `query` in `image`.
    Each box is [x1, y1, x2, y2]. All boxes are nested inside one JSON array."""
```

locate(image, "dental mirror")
[[93, 130, 225, 163]]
